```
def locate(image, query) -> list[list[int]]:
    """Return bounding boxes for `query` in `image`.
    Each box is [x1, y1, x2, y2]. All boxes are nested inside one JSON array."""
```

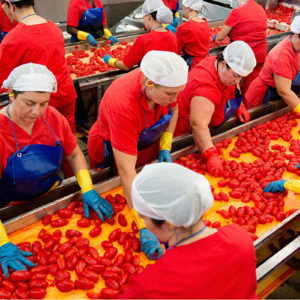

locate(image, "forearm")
[[114, 60, 130, 71], [66, 145, 89, 175], [216, 25, 231, 41], [165, 105, 178, 134], [191, 122, 213, 152], [279, 89, 300, 110], [67, 25, 78, 37], [118, 167, 137, 209]]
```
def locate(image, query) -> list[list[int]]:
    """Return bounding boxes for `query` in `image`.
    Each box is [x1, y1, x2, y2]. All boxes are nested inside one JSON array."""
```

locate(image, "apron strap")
[[40, 114, 60, 144], [82, 0, 88, 10], [6, 105, 20, 152]]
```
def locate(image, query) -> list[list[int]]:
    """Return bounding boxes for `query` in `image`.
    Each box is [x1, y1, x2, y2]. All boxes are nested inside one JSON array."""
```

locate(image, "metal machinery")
[[0, 0, 299, 297]]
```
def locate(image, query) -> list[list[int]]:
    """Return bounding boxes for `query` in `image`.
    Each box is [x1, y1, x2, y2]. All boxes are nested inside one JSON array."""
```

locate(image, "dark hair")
[[12, 90, 23, 97], [149, 11, 157, 21], [216, 53, 230, 69], [150, 218, 165, 227], [6, 0, 34, 8]]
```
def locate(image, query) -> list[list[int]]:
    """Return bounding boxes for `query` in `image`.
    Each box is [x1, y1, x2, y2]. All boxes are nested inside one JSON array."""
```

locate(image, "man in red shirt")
[[103, 0, 177, 71], [245, 15, 300, 114], [214, 0, 267, 96], [88, 51, 188, 260]]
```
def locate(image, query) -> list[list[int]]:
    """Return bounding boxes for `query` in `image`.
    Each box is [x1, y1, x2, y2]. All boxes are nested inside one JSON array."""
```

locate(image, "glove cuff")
[[130, 208, 146, 230], [108, 58, 118, 67], [0, 221, 9, 247], [77, 31, 89, 41], [284, 180, 300, 193], [103, 28, 112, 39], [293, 103, 300, 114], [174, 11, 179, 18], [159, 132, 173, 151], [202, 146, 218, 159], [76, 169, 94, 194]]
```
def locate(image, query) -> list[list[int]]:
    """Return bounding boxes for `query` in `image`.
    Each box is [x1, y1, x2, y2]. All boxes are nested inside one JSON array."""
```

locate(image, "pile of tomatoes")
[[0, 193, 145, 299], [209, 27, 231, 48], [65, 41, 132, 78], [174, 111, 300, 240], [266, 4, 295, 25]]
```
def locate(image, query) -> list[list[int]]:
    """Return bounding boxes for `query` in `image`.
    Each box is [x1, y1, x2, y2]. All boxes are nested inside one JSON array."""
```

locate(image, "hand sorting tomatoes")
[[4, 193, 146, 299], [174, 111, 300, 241]]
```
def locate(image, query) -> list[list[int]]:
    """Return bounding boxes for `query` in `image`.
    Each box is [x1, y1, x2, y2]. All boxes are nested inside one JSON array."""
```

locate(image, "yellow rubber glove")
[[159, 132, 173, 151], [77, 30, 89, 41], [293, 103, 300, 114], [174, 11, 179, 18], [130, 208, 146, 229], [103, 54, 118, 67], [103, 28, 112, 39], [284, 180, 300, 194], [0, 221, 9, 247], [76, 169, 94, 194]]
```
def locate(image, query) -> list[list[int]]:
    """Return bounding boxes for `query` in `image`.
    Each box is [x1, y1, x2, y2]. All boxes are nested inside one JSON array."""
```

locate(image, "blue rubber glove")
[[108, 35, 118, 45], [0, 242, 35, 278], [87, 34, 98, 47], [158, 150, 172, 162], [165, 24, 176, 34], [213, 34, 217, 42], [264, 179, 286, 193], [171, 16, 179, 27], [296, 164, 300, 169], [82, 190, 113, 221], [140, 228, 163, 260], [103, 54, 112, 65]]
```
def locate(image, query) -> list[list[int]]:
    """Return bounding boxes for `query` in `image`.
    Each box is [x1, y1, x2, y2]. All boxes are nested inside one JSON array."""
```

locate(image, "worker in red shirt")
[[120, 163, 257, 299], [245, 15, 300, 114], [213, 0, 267, 96], [176, 0, 209, 70], [67, 0, 118, 47], [0, 63, 113, 277], [0, 1, 17, 42], [0, 0, 77, 134], [162, 0, 179, 27], [175, 41, 256, 177], [88, 51, 188, 259], [103, 0, 177, 71]]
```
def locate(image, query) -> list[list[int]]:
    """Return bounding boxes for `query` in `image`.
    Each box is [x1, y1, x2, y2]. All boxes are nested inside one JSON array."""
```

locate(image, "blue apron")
[[71, 0, 103, 43], [182, 48, 193, 71], [263, 37, 300, 103], [0, 14, 8, 43], [223, 87, 243, 122], [98, 89, 173, 168], [0, 106, 64, 205]]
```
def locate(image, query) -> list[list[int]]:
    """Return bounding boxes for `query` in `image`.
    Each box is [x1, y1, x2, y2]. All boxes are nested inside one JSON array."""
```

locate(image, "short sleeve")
[[67, 0, 80, 27], [175, 24, 185, 52], [225, 9, 238, 27], [59, 116, 77, 155], [122, 36, 145, 69], [271, 50, 296, 80]]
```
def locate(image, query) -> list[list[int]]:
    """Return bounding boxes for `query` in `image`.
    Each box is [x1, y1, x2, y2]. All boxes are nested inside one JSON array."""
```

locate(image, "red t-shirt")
[[96, 68, 177, 156], [0, 5, 17, 33], [0, 21, 77, 108], [121, 225, 257, 299], [179, 56, 235, 128], [162, 0, 178, 11], [176, 19, 210, 68], [225, 0, 267, 63], [0, 106, 77, 177], [67, 0, 107, 27], [259, 36, 299, 87], [122, 31, 178, 69]]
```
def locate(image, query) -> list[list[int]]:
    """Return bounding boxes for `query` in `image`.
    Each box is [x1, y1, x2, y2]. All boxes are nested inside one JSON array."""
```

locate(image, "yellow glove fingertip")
[[293, 103, 300, 114]]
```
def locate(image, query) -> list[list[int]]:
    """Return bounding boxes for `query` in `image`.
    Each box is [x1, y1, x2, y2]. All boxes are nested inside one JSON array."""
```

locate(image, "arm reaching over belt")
[[203, 146, 223, 177], [0, 221, 35, 278], [77, 31, 98, 47], [236, 102, 250, 123], [159, 132, 173, 162], [264, 179, 300, 194], [103, 28, 119, 45]]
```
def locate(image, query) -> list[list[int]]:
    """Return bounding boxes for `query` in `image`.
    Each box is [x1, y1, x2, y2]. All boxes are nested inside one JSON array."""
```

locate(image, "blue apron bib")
[[223, 87, 243, 122], [98, 89, 173, 168], [71, 0, 103, 43], [0, 14, 8, 43], [0, 106, 64, 205], [182, 48, 193, 71], [263, 37, 300, 103]]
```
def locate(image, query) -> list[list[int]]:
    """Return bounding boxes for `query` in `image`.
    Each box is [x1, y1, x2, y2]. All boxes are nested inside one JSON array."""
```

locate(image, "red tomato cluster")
[[1, 193, 144, 299], [65, 42, 132, 78], [266, 4, 295, 24], [209, 27, 230, 48], [174, 111, 300, 240]]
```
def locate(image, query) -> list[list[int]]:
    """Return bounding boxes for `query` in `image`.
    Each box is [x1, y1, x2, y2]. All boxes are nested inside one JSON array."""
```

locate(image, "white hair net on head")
[[3, 63, 57, 93], [141, 50, 188, 87], [131, 163, 214, 227], [183, 0, 203, 11], [142, 0, 173, 24], [223, 41, 256, 77], [291, 15, 300, 34]]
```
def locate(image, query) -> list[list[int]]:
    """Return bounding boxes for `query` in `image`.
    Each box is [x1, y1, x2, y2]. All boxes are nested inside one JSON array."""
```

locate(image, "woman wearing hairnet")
[[176, 0, 209, 70], [0, 0, 77, 134], [121, 163, 257, 299], [213, 0, 267, 97], [175, 41, 256, 177], [245, 15, 300, 113], [88, 51, 188, 259], [102, 0, 178, 71], [67, 0, 118, 46], [0, 63, 113, 277]]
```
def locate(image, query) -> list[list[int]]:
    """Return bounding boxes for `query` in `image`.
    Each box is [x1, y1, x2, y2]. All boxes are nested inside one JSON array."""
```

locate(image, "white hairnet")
[[291, 15, 300, 34], [142, 0, 173, 24], [141, 51, 188, 87], [183, 0, 203, 11], [3, 63, 57, 93], [132, 163, 214, 227], [223, 41, 256, 77]]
